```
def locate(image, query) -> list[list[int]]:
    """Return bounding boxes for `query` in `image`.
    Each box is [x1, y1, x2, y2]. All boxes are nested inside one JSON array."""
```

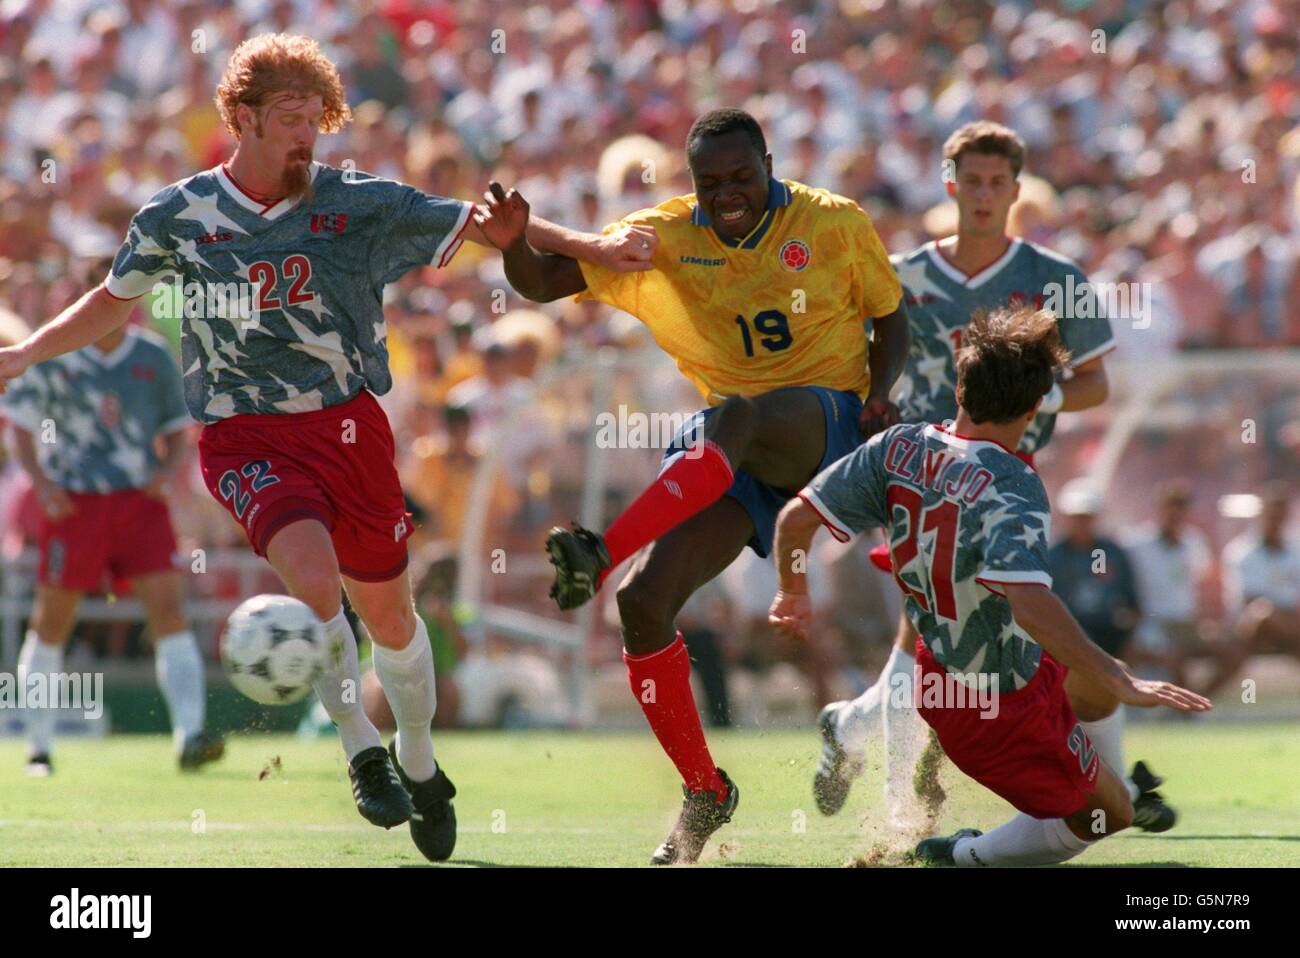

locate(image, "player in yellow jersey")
[[474, 109, 910, 864]]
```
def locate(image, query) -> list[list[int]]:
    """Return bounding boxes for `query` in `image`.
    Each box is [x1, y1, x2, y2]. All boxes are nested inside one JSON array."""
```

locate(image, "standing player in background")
[[474, 108, 911, 864], [4, 315, 224, 775], [0, 34, 652, 861], [813, 122, 1127, 833], [771, 308, 1210, 866]]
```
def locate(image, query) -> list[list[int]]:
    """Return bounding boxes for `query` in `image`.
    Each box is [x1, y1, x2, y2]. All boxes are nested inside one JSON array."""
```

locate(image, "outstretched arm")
[[464, 184, 586, 301], [1004, 583, 1211, 713], [0, 287, 138, 392], [859, 301, 911, 437], [526, 215, 658, 272]]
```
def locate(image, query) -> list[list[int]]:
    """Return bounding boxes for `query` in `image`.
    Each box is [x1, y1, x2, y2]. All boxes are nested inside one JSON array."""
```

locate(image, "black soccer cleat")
[[651, 768, 740, 866], [545, 524, 611, 611], [1129, 759, 1177, 833], [813, 702, 865, 816], [348, 745, 414, 829], [179, 731, 226, 771], [387, 739, 458, 862], [915, 827, 983, 866], [25, 753, 52, 778]]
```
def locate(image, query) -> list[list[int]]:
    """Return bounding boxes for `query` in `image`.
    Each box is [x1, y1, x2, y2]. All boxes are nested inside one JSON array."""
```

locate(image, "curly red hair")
[[215, 33, 351, 139]]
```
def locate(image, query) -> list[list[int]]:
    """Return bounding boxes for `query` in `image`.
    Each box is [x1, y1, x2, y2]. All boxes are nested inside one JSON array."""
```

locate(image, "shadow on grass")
[[1125, 834, 1300, 841]]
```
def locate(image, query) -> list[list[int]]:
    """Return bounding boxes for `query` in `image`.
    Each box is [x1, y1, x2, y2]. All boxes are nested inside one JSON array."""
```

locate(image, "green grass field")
[[1, 723, 1296, 867]]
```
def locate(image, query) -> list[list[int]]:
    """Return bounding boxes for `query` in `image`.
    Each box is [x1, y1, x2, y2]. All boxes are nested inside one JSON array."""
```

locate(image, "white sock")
[[371, 616, 438, 782], [154, 630, 206, 751], [18, 630, 63, 757], [953, 814, 1091, 867], [836, 645, 914, 753], [883, 685, 928, 817], [314, 608, 382, 761], [1080, 707, 1139, 799]]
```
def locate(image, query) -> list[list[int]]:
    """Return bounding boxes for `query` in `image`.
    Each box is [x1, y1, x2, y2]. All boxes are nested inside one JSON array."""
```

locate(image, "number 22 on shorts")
[[218, 459, 280, 521]]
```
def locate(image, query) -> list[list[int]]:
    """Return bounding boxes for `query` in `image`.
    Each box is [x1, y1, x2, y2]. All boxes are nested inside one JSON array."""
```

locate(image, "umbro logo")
[[197, 231, 233, 245], [662, 480, 683, 499], [393, 516, 409, 541]]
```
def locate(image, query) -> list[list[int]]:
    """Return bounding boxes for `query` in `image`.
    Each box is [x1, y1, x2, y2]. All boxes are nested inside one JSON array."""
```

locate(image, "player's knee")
[[1109, 797, 1134, 834], [288, 569, 343, 622], [709, 395, 759, 447], [616, 577, 672, 637], [366, 602, 418, 651]]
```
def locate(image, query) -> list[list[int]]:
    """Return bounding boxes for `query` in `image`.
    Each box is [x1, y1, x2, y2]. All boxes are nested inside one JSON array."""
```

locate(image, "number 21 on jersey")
[[886, 485, 959, 620]]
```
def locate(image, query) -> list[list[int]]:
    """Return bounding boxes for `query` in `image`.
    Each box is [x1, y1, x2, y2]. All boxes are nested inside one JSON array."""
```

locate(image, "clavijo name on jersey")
[[883, 432, 995, 504]]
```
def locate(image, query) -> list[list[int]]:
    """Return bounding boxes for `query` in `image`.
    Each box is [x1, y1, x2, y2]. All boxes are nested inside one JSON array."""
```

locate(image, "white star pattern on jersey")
[[1013, 514, 1050, 549], [913, 341, 951, 396], [281, 310, 352, 396], [894, 256, 953, 303], [172, 235, 215, 271], [108, 165, 471, 422], [175, 185, 248, 237]]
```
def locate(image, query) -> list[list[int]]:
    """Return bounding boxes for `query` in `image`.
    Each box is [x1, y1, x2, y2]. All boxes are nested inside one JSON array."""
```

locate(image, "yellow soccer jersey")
[[576, 179, 901, 404]]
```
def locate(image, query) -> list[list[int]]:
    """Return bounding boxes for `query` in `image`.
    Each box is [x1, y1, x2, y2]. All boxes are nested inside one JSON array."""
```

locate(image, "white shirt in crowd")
[[1221, 533, 1300, 615], [1123, 523, 1212, 622]]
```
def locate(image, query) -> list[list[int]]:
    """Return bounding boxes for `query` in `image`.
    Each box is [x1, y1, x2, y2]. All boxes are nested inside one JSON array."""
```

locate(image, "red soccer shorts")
[[914, 640, 1099, 820], [39, 489, 179, 592], [198, 390, 412, 582]]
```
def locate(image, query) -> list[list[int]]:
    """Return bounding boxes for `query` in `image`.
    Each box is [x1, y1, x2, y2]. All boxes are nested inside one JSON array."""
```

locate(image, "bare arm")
[[1004, 583, 1211, 712], [526, 215, 658, 270], [767, 496, 826, 641], [859, 301, 912, 437], [1059, 355, 1109, 412], [0, 286, 138, 390], [144, 426, 193, 497], [8, 425, 73, 519], [462, 182, 658, 302]]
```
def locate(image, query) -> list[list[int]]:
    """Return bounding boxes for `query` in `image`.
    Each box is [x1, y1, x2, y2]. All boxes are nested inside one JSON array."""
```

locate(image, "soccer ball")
[[220, 595, 328, 705]]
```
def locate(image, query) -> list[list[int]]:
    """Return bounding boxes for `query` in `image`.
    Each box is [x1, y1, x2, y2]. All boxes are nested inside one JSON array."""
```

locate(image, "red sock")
[[625, 634, 727, 798], [600, 440, 733, 585]]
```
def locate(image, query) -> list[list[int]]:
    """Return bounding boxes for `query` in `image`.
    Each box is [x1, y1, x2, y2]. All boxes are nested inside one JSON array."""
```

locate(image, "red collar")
[[222, 163, 283, 209], [931, 422, 1021, 457]]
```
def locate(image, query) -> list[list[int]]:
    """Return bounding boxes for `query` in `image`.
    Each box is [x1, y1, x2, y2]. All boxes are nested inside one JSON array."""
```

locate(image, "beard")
[[281, 149, 314, 203]]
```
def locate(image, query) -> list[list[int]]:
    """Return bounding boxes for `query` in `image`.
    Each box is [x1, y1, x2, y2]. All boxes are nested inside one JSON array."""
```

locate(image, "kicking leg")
[[19, 585, 81, 774], [133, 569, 221, 767], [549, 389, 829, 609], [616, 496, 754, 864], [266, 520, 381, 758], [346, 568, 458, 862], [265, 520, 411, 829]]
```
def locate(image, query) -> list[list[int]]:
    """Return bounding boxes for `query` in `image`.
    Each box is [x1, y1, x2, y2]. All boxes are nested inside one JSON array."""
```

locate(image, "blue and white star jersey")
[[2, 327, 190, 493], [802, 421, 1054, 689], [105, 163, 472, 423], [891, 238, 1116, 453]]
